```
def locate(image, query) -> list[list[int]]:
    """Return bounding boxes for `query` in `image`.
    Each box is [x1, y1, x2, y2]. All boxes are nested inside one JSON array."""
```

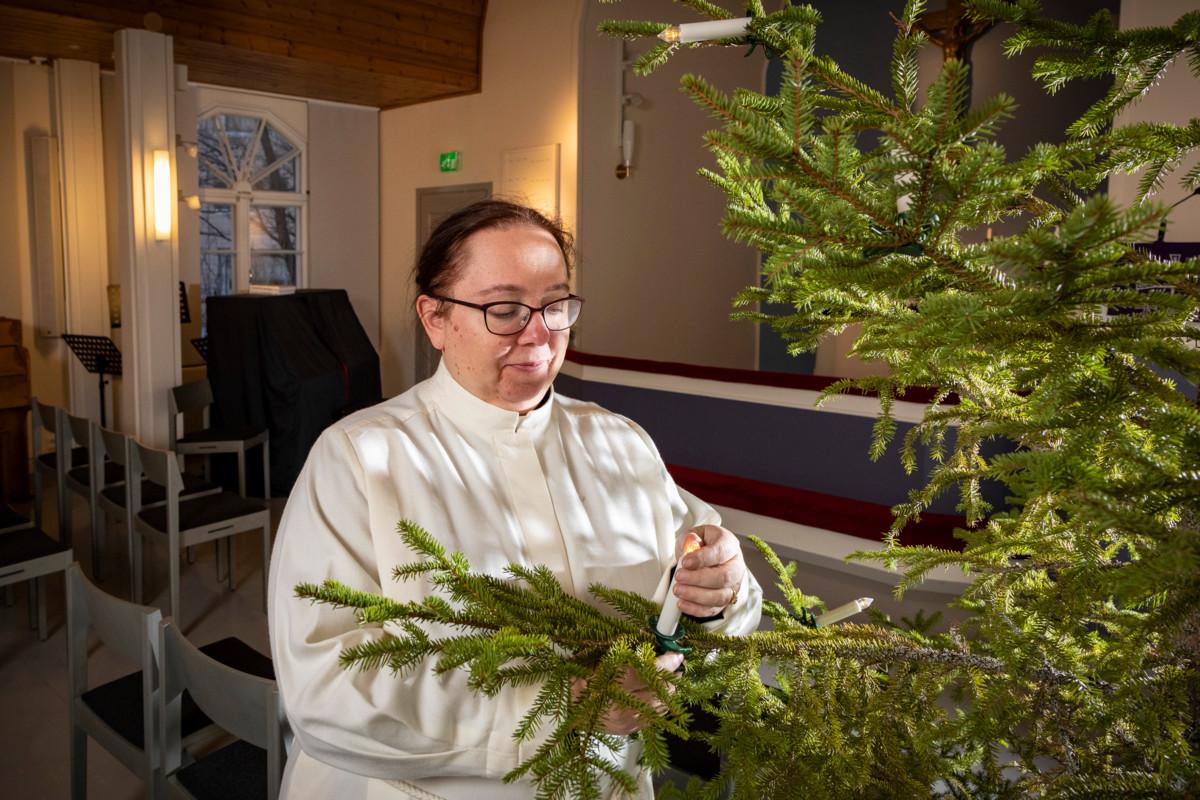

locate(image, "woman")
[[269, 200, 762, 799]]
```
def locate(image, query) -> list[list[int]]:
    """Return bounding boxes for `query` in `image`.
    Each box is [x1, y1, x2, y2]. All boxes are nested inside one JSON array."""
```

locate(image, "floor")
[[0, 485, 965, 799]]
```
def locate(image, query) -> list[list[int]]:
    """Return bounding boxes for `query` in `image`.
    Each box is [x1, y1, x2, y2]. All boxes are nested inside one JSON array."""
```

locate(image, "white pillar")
[[115, 29, 180, 447], [52, 59, 112, 423]]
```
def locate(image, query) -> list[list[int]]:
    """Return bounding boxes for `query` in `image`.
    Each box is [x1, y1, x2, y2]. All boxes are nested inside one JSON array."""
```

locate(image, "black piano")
[[206, 289, 382, 497]]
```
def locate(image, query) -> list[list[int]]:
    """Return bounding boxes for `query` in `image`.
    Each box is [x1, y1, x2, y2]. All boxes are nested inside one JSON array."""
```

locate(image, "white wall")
[[1111, 0, 1200, 240], [577, 0, 761, 370], [378, 0, 584, 396], [308, 101, 381, 349]]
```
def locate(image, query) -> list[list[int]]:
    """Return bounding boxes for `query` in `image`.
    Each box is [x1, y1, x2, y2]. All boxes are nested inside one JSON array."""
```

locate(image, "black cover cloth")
[[206, 290, 381, 496]]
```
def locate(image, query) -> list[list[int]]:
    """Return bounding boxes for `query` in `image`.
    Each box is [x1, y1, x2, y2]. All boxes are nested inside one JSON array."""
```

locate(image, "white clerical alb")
[[268, 361, 762, 800]]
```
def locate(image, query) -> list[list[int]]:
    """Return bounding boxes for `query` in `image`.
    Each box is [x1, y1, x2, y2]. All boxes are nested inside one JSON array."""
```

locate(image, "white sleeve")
[[268, 427, 548, 782], [624, 418, 763, 639]]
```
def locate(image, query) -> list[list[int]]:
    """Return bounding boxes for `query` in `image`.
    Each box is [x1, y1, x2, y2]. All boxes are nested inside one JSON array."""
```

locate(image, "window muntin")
[[196, 110, 305, 329], [199, 203, 235, 332]]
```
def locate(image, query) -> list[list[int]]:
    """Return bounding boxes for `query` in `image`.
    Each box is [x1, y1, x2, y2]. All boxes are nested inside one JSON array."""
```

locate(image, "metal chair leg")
[[91, 497, 104, 583], [132, 534, 145, 604], [33, 469, 43, 530], [262, 527, 271, 612], [36, 577, 48, 640], [60, 487, 72, 548], [70, 722, 87, 800], [28, 578, 38, 630], [169, 535, 181, 622], [227, 536, 236, 591]]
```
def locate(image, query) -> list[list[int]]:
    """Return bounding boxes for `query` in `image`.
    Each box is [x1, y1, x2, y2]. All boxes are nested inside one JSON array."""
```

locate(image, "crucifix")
[[907, 0, 995, 62]]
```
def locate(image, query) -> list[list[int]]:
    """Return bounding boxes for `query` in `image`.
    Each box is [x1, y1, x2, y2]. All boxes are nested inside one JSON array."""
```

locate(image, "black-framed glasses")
[[431, 294, 585, 335]]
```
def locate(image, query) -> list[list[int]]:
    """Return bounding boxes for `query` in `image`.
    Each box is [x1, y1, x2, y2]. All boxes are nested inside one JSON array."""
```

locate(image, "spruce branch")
[[290, 3, 1200, 795]]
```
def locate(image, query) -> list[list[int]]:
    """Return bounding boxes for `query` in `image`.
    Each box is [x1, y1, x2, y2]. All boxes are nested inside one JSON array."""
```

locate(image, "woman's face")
[[417, 223, 571, 413]]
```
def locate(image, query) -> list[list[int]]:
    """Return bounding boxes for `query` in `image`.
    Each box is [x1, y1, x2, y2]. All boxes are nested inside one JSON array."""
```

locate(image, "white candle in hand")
[[656, 538, 704, 637], [815, 597, 874, 627]]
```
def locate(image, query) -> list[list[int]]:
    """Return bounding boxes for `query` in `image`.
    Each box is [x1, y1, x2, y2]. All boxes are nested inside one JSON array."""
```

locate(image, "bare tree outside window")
[[197, 111, 303, 329]]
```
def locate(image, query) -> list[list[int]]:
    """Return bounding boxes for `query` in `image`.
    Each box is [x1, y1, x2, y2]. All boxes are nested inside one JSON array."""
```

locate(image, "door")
[[412, 183, 491, 383]]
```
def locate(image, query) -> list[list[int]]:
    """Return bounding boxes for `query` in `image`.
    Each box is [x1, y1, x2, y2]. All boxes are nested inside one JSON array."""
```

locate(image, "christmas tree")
[[299, 1, 1200, 796]]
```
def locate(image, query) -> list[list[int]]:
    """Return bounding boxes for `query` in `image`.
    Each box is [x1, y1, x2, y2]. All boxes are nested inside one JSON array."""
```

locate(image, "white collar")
[[430, 359, 555, 436]]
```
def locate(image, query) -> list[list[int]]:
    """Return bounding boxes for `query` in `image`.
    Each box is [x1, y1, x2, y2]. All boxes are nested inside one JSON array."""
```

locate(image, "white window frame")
[[196, 105, 308, 293]]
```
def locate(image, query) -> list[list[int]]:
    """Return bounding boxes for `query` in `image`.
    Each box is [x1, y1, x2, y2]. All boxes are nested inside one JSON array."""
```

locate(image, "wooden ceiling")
[[0, 0, 485, 109]]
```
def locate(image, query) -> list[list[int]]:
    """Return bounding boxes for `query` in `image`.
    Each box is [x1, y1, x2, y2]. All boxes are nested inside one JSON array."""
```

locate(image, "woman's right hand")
[[572, 651, 684, 735]]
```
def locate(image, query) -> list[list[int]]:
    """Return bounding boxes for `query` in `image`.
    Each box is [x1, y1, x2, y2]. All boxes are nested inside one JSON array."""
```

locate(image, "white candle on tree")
[[815, 597, 874, 627], [658, 17, 752, 44]]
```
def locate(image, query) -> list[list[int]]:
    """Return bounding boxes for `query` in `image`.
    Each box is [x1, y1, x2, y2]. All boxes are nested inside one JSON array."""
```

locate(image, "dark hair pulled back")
[[414, 199, 574, 301]]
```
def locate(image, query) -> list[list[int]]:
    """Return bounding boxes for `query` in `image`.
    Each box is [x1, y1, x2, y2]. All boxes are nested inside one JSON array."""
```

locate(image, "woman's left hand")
[[671, 524, 747, 618]]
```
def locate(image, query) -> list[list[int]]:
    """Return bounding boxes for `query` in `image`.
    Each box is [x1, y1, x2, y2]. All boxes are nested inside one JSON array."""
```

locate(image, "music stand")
[[61, 334, 122, 428], [190, 336, 210, 363], [179, 280, 191, 324]]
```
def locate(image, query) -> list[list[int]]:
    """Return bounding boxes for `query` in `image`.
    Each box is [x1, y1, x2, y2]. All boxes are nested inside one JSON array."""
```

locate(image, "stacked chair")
[[130, 440, 271, 620], [160, 620, 286, 800], [16, 384, 272, 632], [169, 379, 269, 501], [0, 500, 72, 640], [15, 381, 283, 798], [62, 411, 124, 579], [95, 424, 220, 604], [67, 563, 283, 799], [31, 398, 81, 534]]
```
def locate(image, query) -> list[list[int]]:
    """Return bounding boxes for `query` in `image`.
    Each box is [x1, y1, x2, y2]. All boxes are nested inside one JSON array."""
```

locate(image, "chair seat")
[[177, 427, 266, 446], [37, 447, 89, 470], [138, 492, 266, 533], [0, 526, 70, 566], [0, 504, 28, 531], [197, 636, 275, 679], [102, 473, 218, 508], [67, 461, 126, 487], [174, 739, 267, 800], [80, 637, 272, 749]]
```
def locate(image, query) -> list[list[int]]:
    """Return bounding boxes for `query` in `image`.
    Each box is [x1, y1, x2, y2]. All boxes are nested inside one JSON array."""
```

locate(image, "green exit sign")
[[439, 151, 461, 172]]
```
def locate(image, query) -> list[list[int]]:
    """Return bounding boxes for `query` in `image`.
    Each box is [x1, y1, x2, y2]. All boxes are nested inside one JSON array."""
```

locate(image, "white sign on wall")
[[500, 143, 560, 219]]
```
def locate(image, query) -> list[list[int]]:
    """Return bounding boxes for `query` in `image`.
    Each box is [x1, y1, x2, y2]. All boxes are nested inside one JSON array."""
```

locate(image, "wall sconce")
[[175, 133, 198, 158], [106, 285, 121, 328], [615, 42, 641, 180], [153, 149, 171, 240]]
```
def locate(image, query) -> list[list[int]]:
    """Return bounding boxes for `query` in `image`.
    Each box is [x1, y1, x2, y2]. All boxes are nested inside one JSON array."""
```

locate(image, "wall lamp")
[[153, 149, 171, 240]]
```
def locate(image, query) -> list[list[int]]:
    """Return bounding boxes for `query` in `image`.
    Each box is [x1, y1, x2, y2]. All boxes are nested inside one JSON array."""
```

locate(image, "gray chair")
[[169, 379, 269, 500], [66, 563, 274, 799], [67, 561, 164, 799], [159, 620, 284, 800], [129, 441, 270, 620], [0, 502, 72, 639], [95, 426, 219, 601], [31, 398, 81, 536], [63, 412, 124, 580]]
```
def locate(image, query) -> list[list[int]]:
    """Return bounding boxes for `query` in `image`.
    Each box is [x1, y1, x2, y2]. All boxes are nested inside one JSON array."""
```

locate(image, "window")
[[197, 111, 305, 331]]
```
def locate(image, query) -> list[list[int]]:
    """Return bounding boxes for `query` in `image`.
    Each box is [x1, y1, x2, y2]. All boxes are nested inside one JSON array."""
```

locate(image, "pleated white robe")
[[268, 361, 762, 799]]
